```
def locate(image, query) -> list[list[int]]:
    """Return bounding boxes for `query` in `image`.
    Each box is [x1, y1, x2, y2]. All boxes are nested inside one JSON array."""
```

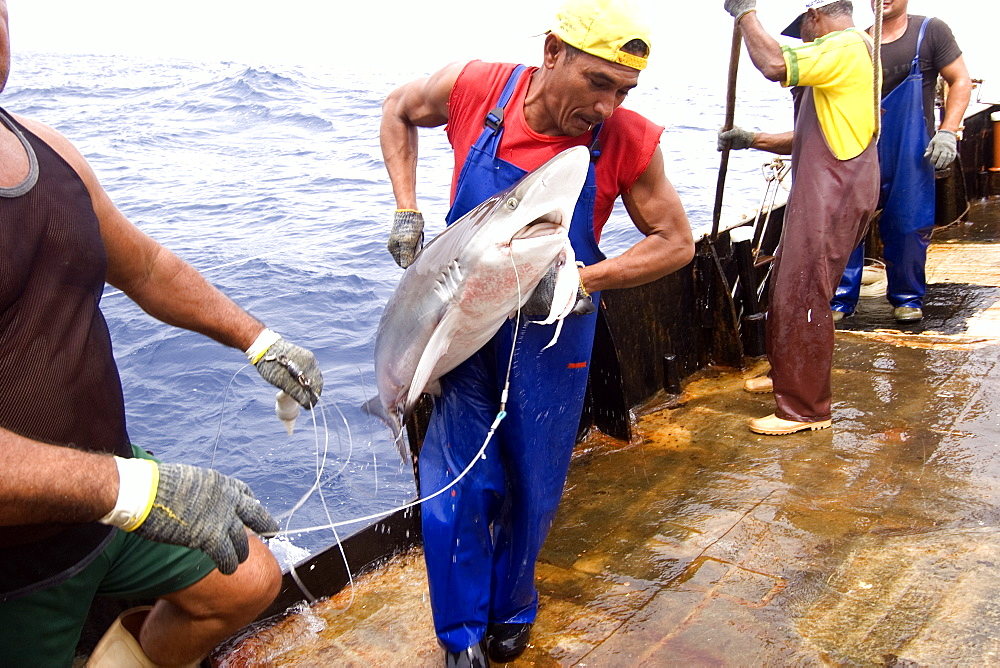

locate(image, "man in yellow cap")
[[381, 0, 693, 664]]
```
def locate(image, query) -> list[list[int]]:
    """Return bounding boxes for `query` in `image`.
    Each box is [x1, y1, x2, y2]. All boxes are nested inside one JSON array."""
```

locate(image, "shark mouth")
[[511, 211, 570, 240]]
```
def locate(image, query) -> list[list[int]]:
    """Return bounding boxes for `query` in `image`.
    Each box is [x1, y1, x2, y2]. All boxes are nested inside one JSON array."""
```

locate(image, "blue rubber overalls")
[[419, 65, 606, 652], [832, 18, 935, 313]]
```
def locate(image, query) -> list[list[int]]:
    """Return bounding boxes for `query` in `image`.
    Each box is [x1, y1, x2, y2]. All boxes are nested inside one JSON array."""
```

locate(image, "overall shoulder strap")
[[483, 64, 529, 135], [914, 17, 931, 61]]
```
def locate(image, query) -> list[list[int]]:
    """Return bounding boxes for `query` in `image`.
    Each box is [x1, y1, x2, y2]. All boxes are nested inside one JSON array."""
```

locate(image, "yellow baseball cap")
[[550, 0, 652, 71]]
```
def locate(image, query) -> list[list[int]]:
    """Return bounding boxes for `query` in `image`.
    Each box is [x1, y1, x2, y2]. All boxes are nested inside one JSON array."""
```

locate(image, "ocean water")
[[3, 52, 792, 562]]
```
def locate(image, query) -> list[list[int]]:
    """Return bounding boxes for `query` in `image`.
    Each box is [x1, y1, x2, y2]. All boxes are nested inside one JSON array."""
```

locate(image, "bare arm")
[[17, 116, 267, 352], [579, 147, 695, 292], [0, 428, 117, 526], [750, 130, 795, 155], [380, 62, 466, 210], [738, 12, 788, 83], [938, 55, 972, 134]]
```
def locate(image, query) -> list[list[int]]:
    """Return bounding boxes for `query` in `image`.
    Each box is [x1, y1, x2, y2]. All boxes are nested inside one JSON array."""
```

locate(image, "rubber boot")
[[86, 606, 200, 668]]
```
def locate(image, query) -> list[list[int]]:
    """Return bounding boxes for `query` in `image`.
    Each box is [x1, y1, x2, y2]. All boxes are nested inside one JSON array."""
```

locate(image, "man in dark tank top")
[[831, 0, 972, 323], [0, 0, 325, 665]]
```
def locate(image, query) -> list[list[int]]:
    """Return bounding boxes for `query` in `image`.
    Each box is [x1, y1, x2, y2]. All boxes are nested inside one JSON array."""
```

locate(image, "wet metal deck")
[[216, 201, 1000, 666]]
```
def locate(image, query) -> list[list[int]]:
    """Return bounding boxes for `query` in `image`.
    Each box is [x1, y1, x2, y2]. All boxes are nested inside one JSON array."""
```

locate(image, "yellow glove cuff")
[[245, 328, 282, 365], [575, 262, 590, 297], [99, 456, 159, 532]]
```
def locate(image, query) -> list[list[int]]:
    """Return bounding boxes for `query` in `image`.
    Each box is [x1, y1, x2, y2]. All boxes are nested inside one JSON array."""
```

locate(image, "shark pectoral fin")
[[405, 307, 461, 411], [362, 395, 409, 464], [361, 395, 388, 422], [361, 394, 405, 442], [538, 248, 581, 350]]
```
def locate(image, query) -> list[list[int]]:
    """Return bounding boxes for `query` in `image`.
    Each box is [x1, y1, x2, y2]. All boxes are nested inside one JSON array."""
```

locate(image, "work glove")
[[718, 126, 756, 151], [924, 129, 958, 169], [101, 458, 279, 576], [388, 209, 424, 268], [724, 0, 757, 21], [520, 265, 597, 318], [246, 329, 323, 408]]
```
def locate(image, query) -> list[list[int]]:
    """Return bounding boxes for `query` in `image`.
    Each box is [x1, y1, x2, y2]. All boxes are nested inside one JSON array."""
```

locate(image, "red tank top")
[[445, 61, 664, 241]]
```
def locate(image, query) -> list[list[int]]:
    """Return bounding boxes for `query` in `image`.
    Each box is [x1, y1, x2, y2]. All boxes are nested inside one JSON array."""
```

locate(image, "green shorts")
[[0, 445, 216, 667]]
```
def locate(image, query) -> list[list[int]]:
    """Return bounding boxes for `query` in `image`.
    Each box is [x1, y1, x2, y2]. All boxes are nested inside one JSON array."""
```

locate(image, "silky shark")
[[365, 145, 592, 454]]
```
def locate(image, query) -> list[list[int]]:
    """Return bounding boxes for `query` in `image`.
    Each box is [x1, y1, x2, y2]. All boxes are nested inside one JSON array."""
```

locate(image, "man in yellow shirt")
[[720, 0, 879, 435]]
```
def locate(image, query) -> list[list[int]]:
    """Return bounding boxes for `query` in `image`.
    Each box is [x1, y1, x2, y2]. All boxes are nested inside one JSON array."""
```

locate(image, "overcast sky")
[[6, 1, 997, 97]]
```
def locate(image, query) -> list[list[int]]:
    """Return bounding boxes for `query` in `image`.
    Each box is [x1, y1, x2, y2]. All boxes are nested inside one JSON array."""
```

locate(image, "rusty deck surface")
[[215, 201, 1000, 667]]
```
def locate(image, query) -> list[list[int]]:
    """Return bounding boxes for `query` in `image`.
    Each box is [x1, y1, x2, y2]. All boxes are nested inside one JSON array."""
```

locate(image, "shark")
[[365, 145, 592, 454]]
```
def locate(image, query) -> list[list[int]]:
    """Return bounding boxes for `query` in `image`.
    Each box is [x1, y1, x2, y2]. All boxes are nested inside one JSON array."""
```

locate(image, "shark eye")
[[505, 197, 519, 210]]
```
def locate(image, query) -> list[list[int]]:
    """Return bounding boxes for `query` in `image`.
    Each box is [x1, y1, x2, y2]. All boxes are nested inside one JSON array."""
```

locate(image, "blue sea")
[[4, 52, 791, 563]]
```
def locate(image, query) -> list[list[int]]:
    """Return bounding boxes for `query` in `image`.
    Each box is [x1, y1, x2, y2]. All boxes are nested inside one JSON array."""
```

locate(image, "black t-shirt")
[[876, 15, 962, 134]]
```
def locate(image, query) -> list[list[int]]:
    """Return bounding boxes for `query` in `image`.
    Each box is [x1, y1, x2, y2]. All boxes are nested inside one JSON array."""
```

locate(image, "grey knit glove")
[[924, 129, 957, 169], [718, 126, 756, 151], [134, 462, 279, 575], [521, 265, 596, 318], [388, 210, 424, 268], [724, 0, 756, 20], [254, 338, 323, 409]]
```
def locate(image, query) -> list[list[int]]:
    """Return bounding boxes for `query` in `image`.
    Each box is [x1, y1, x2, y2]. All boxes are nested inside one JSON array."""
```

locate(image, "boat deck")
[[215, 200, 1000, 667]]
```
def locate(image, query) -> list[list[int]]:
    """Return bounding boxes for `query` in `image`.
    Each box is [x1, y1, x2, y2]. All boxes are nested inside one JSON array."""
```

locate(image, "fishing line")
[[200, 248, 547, 607], [266, 391, 361, 609], [182, 306, 493, 606], [207, 364, 341, 528], [264, 387, 505, 536], [209, 363, 349, 489], [207, 360, 372, 523], [284, 405, 328, 604], [355, 366, 381, 496], [271, 397, 331, 524], [209, 363, 253, 468], [270, 366, 405, 609], [285, 402, 358, 609], [223, 364, 368, 521], [205, 361, 359, 606], [264, 248, 531, 541]]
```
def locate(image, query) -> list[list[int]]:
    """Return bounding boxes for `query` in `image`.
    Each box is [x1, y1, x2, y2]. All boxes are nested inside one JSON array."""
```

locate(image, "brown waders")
[[766, 87, 879, 423]]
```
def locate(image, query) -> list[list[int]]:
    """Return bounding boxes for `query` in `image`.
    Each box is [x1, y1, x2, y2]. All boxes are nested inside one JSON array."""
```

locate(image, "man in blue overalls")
[[831, 0, 971, 323], [380, 0, 694, 664]]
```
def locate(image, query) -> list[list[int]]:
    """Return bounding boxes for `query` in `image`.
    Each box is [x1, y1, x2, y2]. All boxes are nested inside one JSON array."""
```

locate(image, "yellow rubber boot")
[[86, 606, 200, 668], [743, 376, 773, 393]]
